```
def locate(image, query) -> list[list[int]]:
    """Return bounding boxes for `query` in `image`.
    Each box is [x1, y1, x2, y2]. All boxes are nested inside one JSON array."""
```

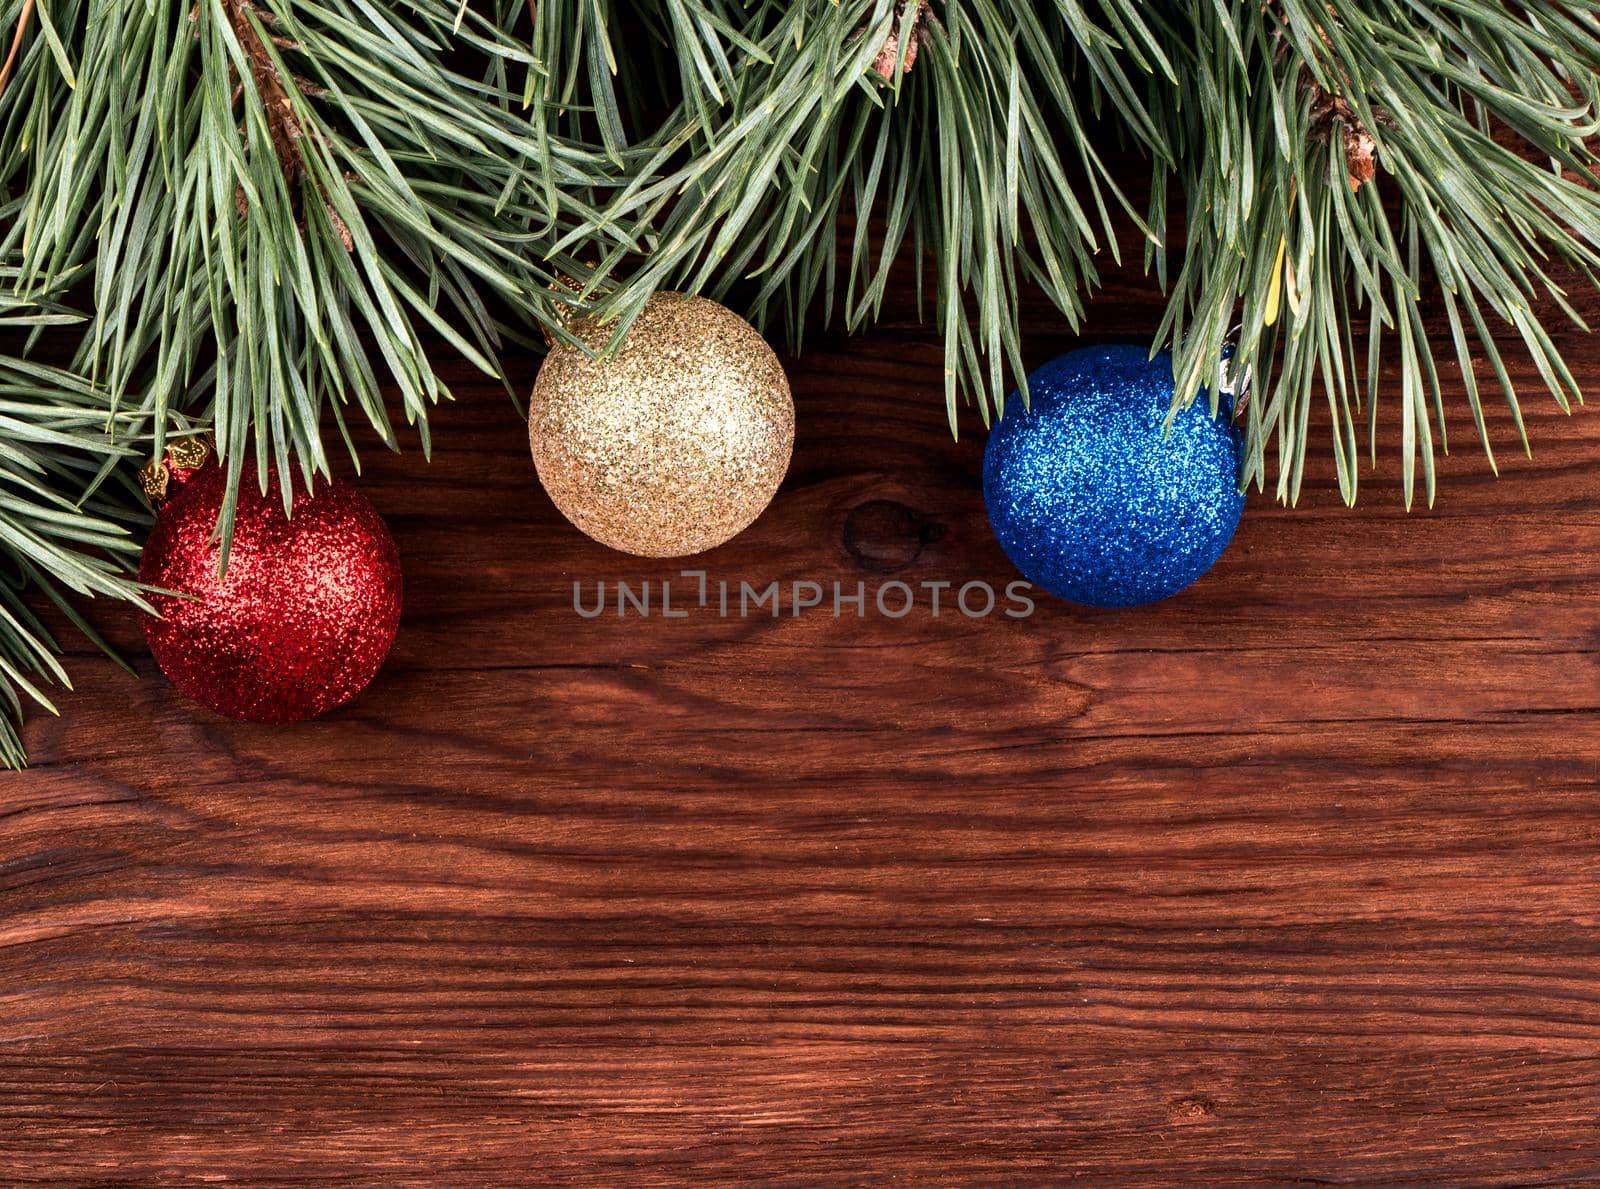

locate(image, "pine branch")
[[529, 0, 1166, 429], [1153, 0, 1600, 507], [0, 338, 151, 767], [0, 0, 646, 560], [0, 174, 149, 766]]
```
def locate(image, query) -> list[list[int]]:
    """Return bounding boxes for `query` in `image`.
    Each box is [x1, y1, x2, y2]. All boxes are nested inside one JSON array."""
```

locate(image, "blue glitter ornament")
[[982, 344, 1245, 608]]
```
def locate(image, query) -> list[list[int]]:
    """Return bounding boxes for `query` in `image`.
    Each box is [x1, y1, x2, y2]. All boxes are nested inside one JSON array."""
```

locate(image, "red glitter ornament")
[[139, 454, 402, 723]]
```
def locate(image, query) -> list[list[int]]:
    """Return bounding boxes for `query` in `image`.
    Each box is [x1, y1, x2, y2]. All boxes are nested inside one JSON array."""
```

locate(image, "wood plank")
[[8, 284, 1600, 1179]]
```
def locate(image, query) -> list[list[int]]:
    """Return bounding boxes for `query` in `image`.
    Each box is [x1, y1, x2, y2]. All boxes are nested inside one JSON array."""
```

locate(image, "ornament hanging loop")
[[540, 271, 591, 350], [1216, 336, 1250, 415]]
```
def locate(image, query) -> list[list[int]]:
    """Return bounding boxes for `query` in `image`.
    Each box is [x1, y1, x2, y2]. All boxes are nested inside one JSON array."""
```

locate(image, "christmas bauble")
[[982, 344, 1245, 608], [139, 457, 402, 723], [529, 292, 794, 557]]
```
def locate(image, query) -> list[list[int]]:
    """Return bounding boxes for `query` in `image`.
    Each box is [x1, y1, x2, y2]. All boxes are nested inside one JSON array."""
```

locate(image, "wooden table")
[[10, 274, 1600, 1181]]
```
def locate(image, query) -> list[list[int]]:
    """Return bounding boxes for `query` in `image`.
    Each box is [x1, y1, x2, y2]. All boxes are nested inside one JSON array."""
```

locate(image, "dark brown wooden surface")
[[10, 270, 1600, 1182]]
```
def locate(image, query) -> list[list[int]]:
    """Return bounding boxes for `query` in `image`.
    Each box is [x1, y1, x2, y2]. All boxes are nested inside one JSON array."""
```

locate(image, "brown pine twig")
[[870, 0, 932, 81], [222, 0, 305, 193], [0, 0, 36, 99]]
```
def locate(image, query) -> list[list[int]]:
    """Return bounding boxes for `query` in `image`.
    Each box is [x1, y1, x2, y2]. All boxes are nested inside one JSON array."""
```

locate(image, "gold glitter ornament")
[[529, 292, 795, 557]]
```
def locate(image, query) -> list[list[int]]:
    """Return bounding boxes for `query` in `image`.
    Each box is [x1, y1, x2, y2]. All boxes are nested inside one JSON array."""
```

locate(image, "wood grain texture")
[[9, 262, 1600, 1182]]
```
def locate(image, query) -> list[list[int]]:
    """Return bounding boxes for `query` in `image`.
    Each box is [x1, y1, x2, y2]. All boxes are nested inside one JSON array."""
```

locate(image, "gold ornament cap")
[[529, 293, 795, 558], [140, 435, 213, 502]]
